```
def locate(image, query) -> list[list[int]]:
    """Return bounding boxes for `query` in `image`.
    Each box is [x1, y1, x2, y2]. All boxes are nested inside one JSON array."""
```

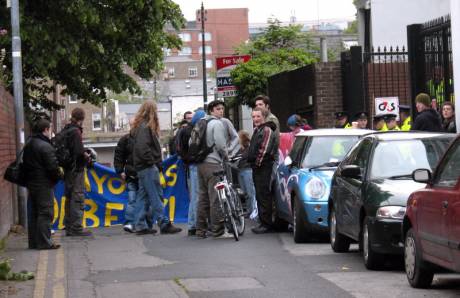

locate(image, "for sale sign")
[[216, 55, 251, 98], [375, 96, 400, 119]]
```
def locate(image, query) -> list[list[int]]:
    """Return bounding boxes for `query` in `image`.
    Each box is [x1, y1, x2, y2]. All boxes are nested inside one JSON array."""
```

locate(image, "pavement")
[[1, 222, 459, 298]]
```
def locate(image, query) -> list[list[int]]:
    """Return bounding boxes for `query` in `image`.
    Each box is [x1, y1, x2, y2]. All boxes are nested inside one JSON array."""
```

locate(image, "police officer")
[[334, 112, 351, 128], [399, 105, 412, 131], [373, 114, 387, 131], [353, 112, 368, 129], [383, 114, 400, 131]]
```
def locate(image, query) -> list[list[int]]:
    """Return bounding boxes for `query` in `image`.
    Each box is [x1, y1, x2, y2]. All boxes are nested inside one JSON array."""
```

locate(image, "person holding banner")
[[131, 100, 182, 235]]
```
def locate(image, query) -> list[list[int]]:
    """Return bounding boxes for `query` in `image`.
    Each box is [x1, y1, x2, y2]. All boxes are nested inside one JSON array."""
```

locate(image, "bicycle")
[[213, 156, 246, 241]]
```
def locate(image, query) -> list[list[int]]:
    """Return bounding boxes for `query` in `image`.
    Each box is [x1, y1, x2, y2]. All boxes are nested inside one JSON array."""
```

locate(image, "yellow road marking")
[[33, 250, 49, 298], [53, 234, 66, 298]]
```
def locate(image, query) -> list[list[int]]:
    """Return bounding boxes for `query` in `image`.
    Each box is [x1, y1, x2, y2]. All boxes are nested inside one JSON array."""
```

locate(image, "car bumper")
[[368, 217, 404, 255], [303, 201, 329, 231]]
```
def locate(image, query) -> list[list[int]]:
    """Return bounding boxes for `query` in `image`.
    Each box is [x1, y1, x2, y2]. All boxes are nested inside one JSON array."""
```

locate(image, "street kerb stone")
[[179, 277, 263, 292], [97, 280, 188, 298], [318, 272, 460, 298]]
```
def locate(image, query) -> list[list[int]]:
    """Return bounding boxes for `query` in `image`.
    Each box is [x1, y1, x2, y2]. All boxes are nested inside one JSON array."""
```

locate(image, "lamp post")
[[11, 0, 27, 227], [198, 2, 207, 106]]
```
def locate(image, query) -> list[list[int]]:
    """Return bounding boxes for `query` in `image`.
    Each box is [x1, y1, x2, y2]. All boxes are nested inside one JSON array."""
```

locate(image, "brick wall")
[[314, 62, 343, 128], [0, 85, 17, 239]]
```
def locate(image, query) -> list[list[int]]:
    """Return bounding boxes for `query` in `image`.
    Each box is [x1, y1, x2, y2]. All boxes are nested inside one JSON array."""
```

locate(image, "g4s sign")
[[375, 96, 400, 117]]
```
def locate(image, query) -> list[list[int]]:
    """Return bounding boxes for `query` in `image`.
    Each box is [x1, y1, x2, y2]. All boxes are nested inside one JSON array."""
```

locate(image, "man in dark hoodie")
[[63, 108, 92, 236], [411, 93, 442, 132], [248, 107, 278, 234]]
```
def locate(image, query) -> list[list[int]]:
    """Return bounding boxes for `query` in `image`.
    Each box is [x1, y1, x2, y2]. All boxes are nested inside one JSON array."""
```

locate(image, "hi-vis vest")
[[401, 117, 411, 131]]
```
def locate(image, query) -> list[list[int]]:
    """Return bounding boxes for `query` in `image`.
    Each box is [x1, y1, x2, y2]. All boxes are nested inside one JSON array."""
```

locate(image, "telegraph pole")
[[199, 2, 207, 106], [10, 0, 27, 227]]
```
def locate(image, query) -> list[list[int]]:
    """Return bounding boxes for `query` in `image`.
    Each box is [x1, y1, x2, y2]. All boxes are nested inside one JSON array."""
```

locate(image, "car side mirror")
[[341, 165, 361, 179], [284, 156, 293, 167], [412, 169, 432, 184]]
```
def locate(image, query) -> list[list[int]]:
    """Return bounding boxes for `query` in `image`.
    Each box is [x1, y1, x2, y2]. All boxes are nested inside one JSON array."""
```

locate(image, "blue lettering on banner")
[[52, 155, 189, 229]]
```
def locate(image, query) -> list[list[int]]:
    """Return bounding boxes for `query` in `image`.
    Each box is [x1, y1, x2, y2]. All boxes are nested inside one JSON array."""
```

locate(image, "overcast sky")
[[172, 0, 356, 24]]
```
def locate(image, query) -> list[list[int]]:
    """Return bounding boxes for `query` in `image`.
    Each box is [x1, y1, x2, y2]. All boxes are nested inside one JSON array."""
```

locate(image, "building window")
[[179, 47, 192, 56], [199, 46, 212, 55], [198, 32, 212, 41], [168, 67, 175, 78], [68, 94, 78, 104], [178, 33, 191, 42], [206, 59, 213, 69], [92, 112, 102, 131], [188, 67, 198, 78]]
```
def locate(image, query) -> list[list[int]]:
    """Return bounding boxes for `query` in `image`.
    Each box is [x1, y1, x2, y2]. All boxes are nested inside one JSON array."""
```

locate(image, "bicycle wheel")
[[224, 200, 239, 241], [230, 188, 245, 236]]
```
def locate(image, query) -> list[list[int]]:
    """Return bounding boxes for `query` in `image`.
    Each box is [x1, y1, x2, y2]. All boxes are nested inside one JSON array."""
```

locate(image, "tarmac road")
[[1, 222, 459, 298]]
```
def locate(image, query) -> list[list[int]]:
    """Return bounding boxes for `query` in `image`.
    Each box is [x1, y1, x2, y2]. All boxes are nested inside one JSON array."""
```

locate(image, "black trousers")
[[252, 162, 274, 228], [27, 184, 54, 249]]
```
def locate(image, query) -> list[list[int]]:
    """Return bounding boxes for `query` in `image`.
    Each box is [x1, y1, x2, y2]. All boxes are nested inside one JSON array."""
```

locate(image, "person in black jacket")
[[248, 107, 278, 234], [131, 100, 181, 235], [23, 119, 63, 249], [114, 132, 143, 233], [62, 108, 92, 236], [441, 101, 456, 133], [411, 93, 442, 132]]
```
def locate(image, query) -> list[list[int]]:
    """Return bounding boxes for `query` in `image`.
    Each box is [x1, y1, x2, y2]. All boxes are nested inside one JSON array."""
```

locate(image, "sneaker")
[[136, 228, 157, 235], [66, 229, 92, 237], [250, 209, 258, 220], [51, 229, 56, 235], [214, 231, 233, 239], [195, 230, 207, 239], [123, 224, 134, 233], [160, 223, 182, 234], [188, 229, 196, 236]]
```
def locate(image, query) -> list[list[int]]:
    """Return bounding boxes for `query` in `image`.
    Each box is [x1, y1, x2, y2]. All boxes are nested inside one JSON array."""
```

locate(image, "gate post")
[[407, 24, 425, 117], [342, 46, 364, 118]]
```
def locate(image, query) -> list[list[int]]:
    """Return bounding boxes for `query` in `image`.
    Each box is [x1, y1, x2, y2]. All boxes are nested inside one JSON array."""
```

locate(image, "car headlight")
[[305, 177, 326, 199], [376, 206, 406, 220]]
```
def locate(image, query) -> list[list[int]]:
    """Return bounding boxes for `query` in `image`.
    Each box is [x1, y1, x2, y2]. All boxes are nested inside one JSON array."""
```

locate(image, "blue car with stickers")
[[275, 129, 372, 243]]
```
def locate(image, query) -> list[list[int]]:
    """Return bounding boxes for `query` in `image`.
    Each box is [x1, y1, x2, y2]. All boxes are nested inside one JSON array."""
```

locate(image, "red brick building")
[[166, 8, 249, 72]]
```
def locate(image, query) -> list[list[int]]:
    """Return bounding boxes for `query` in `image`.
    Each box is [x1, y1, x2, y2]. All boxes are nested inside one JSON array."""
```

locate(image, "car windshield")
[[370, 138, 452, 179], [301, 136, 359, 168]]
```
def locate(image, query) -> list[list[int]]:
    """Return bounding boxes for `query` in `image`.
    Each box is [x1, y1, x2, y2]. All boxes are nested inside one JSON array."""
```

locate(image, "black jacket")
[[411, 109, 442, 132], [248, 121, 278, 168], [132, 122, 162, 171], [443, 118, 456, 133], [114, 133, 137, 181], [62, 123, 87, 171], [23, 133, 62, 187]]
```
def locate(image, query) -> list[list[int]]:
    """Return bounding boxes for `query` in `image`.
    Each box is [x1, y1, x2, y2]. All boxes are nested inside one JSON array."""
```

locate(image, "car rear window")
[[370, 137, 452, 179]]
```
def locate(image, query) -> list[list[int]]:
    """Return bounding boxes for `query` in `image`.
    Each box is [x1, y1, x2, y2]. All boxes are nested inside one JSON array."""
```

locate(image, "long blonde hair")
[[131, 100, 160, 135]]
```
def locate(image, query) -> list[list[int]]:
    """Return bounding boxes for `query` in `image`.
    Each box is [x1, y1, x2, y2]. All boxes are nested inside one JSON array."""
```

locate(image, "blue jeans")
[[134, 166, 169, 230], [238, 168, 257, 215], [187, 164, 199, 230], [124, 181, 138, 225]]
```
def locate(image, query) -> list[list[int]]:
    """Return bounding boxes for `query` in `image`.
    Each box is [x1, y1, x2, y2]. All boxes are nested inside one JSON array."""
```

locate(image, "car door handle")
[[442, 201, 448, 209]]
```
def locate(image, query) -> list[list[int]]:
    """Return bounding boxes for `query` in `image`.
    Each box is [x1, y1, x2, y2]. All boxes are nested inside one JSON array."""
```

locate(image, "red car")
[[403, 135, 460, 288]]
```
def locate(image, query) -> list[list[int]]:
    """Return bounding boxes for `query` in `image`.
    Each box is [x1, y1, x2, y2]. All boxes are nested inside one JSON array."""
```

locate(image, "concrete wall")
[[371, 0, 450, 48], [0, 86, 17, 239]]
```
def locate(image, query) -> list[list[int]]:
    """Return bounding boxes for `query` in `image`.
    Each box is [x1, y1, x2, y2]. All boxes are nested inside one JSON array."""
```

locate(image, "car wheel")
[[363, 216, 385, 270], [329, 207, 350, 252], [405, 228, 434, 288], [293, 197, 309, 243]]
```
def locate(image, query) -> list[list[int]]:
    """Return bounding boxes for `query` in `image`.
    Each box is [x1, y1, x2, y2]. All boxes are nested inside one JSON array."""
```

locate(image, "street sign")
[[216, 55, 251, 98], [375, 96, 400, 119]]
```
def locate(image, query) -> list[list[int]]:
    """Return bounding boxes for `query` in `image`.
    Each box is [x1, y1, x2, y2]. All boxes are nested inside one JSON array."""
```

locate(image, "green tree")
[[231, 20, 319, 107], [0, 0, 185, 117], [344, 19, 358, 34]]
